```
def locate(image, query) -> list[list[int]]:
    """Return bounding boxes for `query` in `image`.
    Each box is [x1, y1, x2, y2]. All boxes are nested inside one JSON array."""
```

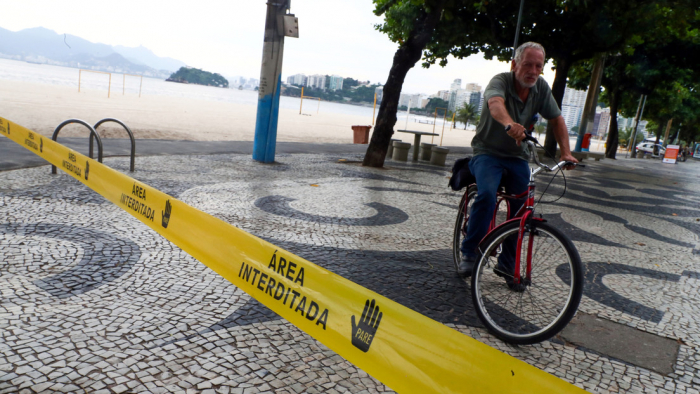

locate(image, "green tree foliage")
[[455, 103, 478, 130], [342, 78, 361, 90], [284, 83, 382, 104], [364, 0, 665, 166], [365, 0, 700, 166], [424, 0, 669, 156], [167, 67, 228, 88], [362, 0, 449, 167], [568, 0, 700, 157]]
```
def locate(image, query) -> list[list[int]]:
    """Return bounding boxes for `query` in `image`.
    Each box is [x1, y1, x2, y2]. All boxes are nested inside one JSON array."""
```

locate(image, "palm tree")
[[618, 127, 643, 148], [456, 103, 478, 130]]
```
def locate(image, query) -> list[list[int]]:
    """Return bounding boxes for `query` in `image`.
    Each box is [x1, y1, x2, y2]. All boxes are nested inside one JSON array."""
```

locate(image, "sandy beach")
[[0, 78, 480, 148]]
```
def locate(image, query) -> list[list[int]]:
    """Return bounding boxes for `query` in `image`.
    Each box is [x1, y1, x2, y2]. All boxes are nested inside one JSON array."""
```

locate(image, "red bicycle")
[[452, 131, 584, 344]]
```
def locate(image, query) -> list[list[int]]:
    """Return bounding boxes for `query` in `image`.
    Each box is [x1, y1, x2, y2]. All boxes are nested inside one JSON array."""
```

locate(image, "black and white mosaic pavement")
[[2, 150, 700, 393]]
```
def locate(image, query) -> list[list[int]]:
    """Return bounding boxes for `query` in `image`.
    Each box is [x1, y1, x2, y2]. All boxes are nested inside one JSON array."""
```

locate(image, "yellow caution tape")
[[0, 117, 585, 393]]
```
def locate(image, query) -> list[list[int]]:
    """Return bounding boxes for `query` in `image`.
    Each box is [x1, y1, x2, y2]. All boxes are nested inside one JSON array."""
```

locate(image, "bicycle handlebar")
[[504, 124, 582, 173]]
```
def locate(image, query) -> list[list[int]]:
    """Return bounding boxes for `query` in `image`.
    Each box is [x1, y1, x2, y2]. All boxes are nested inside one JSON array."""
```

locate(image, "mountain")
[[0, 26, 187, 78], [113, 45, 185, 72]]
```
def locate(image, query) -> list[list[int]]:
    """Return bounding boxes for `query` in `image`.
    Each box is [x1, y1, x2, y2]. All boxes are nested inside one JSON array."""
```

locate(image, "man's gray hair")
[[514, 42, 545, 63]]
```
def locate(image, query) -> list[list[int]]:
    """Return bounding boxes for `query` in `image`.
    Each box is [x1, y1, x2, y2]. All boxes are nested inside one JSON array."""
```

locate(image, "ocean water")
[[0, 58, 445, 125]]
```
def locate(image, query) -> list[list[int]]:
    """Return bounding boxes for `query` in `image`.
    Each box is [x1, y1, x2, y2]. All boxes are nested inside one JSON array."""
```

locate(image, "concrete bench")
[[419, 143, 437, 161], [386, 139, 401, 159], [430, 146, 450, 166], [391, 141, 411, 161], [587, 152, 604, 161]]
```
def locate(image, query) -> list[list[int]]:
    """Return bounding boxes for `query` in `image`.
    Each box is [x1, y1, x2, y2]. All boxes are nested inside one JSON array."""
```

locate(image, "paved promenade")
[[1, 142, 700, 393]]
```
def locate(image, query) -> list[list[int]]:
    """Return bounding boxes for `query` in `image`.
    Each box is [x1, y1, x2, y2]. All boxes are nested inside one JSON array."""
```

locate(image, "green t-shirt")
[[471, 72, 561, 160]]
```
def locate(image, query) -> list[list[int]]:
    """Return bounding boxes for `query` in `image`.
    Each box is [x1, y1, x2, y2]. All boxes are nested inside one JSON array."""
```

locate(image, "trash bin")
[[392, 141, 411, 162], [351, 125, 372, 144], [419, 143, 437, 161], [582, 133, 592, 152]]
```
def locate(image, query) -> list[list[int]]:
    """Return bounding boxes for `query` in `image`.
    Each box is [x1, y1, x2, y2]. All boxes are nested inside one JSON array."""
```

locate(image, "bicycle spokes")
[[471, 221, 583, 344]]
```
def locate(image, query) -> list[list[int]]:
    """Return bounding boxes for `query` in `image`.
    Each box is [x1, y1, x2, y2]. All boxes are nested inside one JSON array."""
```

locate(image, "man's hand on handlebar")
[[506, 123, 528, 146], [559, 153, 579, 170], [505, 124, 580, 171]]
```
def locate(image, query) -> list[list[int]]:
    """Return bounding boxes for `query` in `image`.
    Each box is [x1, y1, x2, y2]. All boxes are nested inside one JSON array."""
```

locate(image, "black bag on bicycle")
[[448, 156, 476, 191]]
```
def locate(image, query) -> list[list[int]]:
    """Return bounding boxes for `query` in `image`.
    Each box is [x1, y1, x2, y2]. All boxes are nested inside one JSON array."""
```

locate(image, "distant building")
[[469, 91, 481, 108], [233, 77, 248, 88], [306, 74, 326, 90], [436, 90, 450, 101], [399, 93, 422, 109], [561, 106, 583, 131], [563, 86, 588, 107], [245, 78, 259, 89], [452, 91, 471, 113], [464, 83, 481, 92], [561, 86, 588, 130], [450, 79, 462, 92], [287, 74, 307, 86], [618, 116, 649, 139], [328, 75, 344, 91], [449, 82, 481, 113], [592, 108, 611, 137]]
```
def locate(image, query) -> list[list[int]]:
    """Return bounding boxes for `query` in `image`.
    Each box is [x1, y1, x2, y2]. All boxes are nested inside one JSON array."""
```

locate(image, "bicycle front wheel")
[[471, 220, 583, 344]]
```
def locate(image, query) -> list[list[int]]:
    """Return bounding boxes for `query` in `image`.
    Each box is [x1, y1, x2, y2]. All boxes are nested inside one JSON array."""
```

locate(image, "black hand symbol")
[[162, 200, 172, 228], [84, 161, 89, 180], [351, 299, 382, 352]]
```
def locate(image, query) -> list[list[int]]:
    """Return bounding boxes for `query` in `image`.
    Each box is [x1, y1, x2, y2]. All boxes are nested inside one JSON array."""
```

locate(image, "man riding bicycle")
[[458, 42, 578, 278]]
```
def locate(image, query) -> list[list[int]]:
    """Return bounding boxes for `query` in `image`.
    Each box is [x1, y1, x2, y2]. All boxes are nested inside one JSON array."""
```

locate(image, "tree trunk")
[[362, 3, 445, 168], [654, 122, 662, 144], [605, 86, 621, 158], [543, 57, 571, 158]]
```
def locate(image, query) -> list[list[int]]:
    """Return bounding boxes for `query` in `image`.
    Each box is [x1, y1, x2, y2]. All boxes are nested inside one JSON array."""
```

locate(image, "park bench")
[[587, 152, 604, 161]]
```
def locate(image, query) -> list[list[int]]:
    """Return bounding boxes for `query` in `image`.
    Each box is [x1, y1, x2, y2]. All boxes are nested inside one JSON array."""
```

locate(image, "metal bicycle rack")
[[51, 119, 103, 175], [91, 118, 136, 172]]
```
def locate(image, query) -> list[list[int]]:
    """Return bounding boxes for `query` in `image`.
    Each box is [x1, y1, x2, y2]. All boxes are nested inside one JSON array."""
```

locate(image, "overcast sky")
[[2, 0, 556, 94]]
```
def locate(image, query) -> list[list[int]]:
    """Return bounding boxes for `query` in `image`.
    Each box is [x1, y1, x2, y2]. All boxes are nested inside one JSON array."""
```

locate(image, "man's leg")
[[460, 155, 503, 261], [496, 158, 531, 276]]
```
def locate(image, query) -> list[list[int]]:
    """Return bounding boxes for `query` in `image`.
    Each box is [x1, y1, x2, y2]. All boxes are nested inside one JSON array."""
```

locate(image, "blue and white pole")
[[253, 1, 290, 163]]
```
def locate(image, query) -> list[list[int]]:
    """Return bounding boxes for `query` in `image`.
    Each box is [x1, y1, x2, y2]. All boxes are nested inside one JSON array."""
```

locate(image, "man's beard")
[[516, 75, 537, 88]]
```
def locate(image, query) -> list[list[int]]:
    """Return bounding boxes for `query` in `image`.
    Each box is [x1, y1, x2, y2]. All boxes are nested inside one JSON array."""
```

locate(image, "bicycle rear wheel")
[[471, 220, 583, 344], [452, 186, 510, 273], [452, 185, 477, 271]]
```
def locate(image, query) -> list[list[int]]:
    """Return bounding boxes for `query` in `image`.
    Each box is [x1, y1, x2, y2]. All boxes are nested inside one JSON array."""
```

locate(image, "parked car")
[[635, 142, 666, 156]]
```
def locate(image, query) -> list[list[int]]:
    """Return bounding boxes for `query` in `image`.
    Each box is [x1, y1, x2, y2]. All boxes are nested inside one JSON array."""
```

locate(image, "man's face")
[[512, 48, 545, 88]]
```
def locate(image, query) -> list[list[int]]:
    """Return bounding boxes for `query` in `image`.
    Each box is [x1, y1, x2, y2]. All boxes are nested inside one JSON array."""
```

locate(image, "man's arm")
[[548, 115, 578, 165], [487, 97, 527, 144]]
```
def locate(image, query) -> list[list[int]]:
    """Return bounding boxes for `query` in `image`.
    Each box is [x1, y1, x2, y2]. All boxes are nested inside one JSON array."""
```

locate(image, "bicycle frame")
[[463, 141, 571, 285]]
